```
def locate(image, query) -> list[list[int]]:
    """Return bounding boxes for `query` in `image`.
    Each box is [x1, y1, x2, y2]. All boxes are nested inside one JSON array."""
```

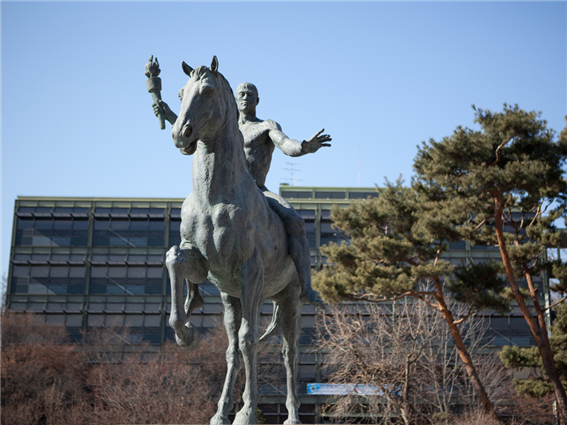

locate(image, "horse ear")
[[210, 56, 219, 73], [182, 61, 194, 77]]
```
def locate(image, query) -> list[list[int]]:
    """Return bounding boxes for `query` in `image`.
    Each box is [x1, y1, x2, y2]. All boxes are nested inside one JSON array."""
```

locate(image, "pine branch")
[[527, 203, 543, 229], [452, 306, 474, 326], [345, 291, 439, 312], [490, 137, 513, 167], [545, 296, 567, 312], [465, 216, 491, 238]]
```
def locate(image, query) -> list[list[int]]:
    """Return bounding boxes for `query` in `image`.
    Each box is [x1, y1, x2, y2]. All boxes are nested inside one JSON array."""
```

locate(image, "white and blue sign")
[[306, 383, 385, 396]]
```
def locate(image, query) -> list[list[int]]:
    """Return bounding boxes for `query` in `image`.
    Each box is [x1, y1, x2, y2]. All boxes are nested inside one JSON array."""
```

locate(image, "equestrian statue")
[[149, 55, 331, 425]]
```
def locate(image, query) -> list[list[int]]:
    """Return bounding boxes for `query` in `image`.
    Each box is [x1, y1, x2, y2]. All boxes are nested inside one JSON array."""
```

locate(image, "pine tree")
[[499, 302, 567, 399], [413, 104, 567, 422], [312, 178, 510, 416]]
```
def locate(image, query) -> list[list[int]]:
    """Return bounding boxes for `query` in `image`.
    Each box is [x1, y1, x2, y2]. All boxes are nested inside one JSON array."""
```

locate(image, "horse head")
[[172, 56, 236, 155]]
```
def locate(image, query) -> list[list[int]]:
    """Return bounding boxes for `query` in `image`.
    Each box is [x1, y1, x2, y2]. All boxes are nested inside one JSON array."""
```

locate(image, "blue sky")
[[1, 1, 566, 279]]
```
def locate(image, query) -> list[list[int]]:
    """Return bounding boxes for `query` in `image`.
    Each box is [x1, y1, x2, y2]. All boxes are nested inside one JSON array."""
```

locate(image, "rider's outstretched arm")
[[269, 124, 332, 157], [269, 126, 303, 157]]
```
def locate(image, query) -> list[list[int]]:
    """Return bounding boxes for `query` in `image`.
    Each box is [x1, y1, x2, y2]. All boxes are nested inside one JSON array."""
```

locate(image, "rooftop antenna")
[[283, 162, 303, 186]]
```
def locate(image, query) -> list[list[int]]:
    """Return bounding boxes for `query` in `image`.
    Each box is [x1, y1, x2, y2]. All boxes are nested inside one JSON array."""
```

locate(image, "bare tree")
[[420, 306, 510, 417], [2, 307, 280, 424], [313, 296, 508, 424], [82, 322, 234, 424], [437, 397, 556, 425], [2, 312, 247, 424], [1, 274, 8, 315], [1, 311, 89, 425], [500, 392, 557, 425]]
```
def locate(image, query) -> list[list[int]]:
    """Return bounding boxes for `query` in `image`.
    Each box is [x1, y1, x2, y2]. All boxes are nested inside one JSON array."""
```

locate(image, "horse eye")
[[202, 88, 214, 99]]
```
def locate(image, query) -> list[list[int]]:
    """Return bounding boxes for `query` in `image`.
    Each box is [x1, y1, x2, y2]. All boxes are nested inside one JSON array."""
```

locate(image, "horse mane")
[[191, 65, 240, 130]]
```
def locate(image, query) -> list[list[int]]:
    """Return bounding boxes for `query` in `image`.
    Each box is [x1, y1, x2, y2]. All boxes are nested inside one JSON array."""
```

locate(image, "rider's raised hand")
[[153, 100, 169, 116], [153, 100, 177, 125], [302, 129, 332, 154]]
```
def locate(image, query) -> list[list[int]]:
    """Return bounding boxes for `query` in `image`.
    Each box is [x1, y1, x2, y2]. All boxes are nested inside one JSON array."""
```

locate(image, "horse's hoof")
[[175, 324, 201, 351], [300, 289, 325, 308], [283, 419, 302, 425], [210, 414, 230, 425], [233, 408, 257, 425]]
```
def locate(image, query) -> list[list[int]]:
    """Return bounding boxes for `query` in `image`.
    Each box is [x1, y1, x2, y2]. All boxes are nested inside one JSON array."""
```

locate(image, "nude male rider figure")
[[155, 82, 331, 306]]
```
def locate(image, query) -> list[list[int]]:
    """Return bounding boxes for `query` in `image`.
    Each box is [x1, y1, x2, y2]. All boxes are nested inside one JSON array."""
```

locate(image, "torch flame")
[[144, 55, 161, 78]]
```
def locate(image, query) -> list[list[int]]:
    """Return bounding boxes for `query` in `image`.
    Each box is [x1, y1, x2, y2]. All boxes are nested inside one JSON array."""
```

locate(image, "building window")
[[90, 254, 163, 265], [281, 191, 313, 199], [18, 206, 88, 214], [296, 210, 316, 219], [320, 222, 347, 246], [348, 191, 379, 199], [11, 264, 86, 295], [305, 221, 316, 248], [86, 313, 162, 345], [315, 191, 345, 200], [15, 217, 88, 247], [169, 219, 181, 247], [93, 218, 164, 247], [449, 241, 467, 250], [89, 265, 163, 295]]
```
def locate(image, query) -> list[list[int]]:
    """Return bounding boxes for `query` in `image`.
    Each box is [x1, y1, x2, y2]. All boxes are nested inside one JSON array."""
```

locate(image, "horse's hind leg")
[[277, 279, 303, 424], [165, 244, 207, 351], [211, 293, 243, 425]]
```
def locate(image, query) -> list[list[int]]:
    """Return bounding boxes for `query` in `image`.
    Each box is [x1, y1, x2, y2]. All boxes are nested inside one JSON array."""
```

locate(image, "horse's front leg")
[[165, 244, 208, 351], [233, 251, 265, 425], [211, 293, 243, 425]]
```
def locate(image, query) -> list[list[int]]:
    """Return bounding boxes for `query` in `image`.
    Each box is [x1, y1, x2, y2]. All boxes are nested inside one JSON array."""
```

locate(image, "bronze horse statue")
[[165, 56, 303, 425]]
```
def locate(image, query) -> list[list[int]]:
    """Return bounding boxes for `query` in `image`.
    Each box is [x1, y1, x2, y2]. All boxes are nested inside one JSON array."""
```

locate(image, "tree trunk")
[[433, 278, 496, 416], [400, 354, 412, 425], [524, 267, 567, 418], [493, 193, 567, 423]]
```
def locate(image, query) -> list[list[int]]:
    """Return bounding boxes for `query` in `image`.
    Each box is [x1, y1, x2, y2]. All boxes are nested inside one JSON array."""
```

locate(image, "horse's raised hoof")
[[210, 413, 230, 425], [174, 323, 201, 352], [300, 288, 324, 308], [233, 408, 257, 425]]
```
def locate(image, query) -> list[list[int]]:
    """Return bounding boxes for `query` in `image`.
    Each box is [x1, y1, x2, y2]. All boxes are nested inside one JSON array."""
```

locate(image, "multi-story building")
[[5, 187, 549, 423]]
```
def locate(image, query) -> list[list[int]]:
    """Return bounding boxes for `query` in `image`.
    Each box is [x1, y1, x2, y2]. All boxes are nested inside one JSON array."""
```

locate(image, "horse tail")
[[259, 301, 280, 343]]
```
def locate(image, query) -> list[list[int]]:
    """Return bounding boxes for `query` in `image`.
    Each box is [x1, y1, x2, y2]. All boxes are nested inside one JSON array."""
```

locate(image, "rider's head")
[[236, 82, 259, 114]]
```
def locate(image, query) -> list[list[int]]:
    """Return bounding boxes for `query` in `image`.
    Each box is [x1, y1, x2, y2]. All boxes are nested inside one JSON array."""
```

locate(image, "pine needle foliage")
[[414, 105, 567, 279], [313, 178, 508, 314], [312, 178, 510, 415], [499, 302, 567, 399], [413, 103, 567, 421]]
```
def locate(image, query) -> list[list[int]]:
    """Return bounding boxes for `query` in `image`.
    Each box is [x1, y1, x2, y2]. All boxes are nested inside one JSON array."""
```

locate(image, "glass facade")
[[89, 264, 163, 295], [6, 190, 550, 424], [93, 216, 165, 247], [15, 216, 89, 247], [11, 264, 86, 295]]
